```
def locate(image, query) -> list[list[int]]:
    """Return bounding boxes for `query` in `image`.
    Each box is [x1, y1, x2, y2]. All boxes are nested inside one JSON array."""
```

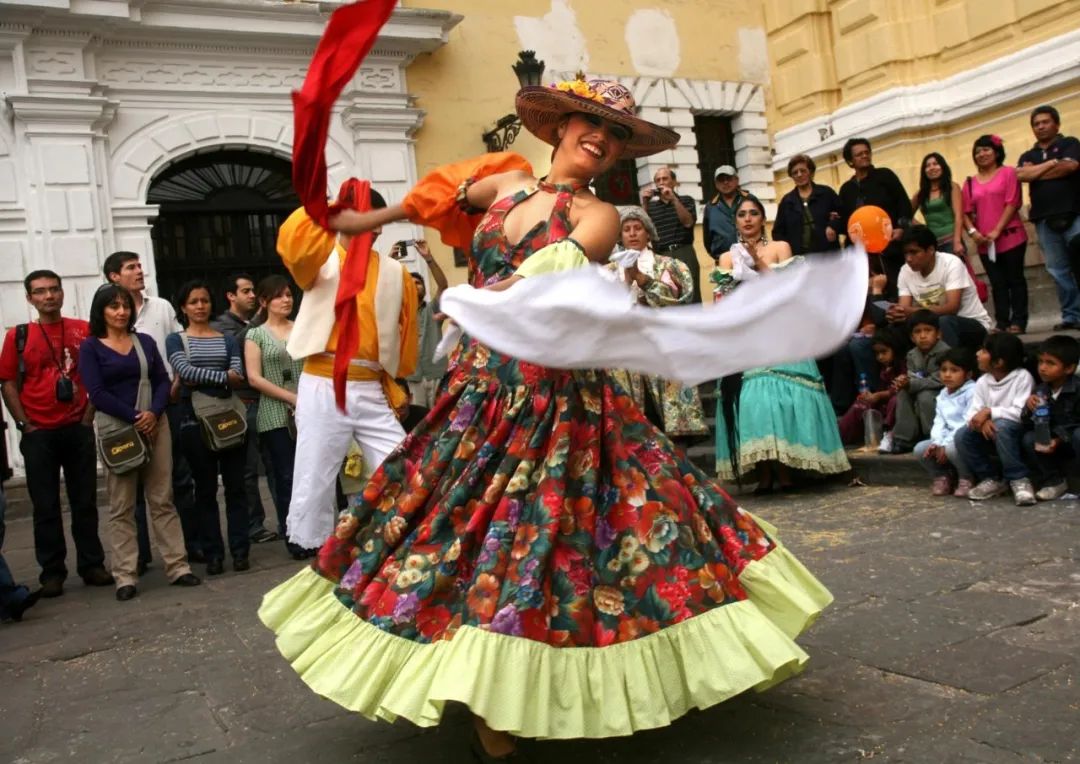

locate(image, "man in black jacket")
[[838, 137, 912, 296]]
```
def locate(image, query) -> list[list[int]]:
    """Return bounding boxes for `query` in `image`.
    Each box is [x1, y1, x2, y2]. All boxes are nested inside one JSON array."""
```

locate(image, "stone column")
[[8, 90, 118, 318]]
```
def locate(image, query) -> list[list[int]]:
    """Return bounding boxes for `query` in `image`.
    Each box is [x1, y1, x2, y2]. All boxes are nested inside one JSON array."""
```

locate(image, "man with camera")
[[0, 270, 112, 597], [642, 166, 701, 303]]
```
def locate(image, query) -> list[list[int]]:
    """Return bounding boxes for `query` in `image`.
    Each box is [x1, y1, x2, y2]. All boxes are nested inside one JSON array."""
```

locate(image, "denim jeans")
[[1021, 428, 1080, 486], [956, 421, 1029, 482], [914, 438, 971, 479], [261, 427, 306, 555], [19, 424, 105, 583], [1037, 217, 1080, 325], [179, 419, 250, 562], [0, 486, 31, 620]]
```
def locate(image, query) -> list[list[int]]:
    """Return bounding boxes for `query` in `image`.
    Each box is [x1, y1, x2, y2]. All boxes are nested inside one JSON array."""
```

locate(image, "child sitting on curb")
[[889, 310, 949, 454], [837, 327, 906, 446], [1021, 335, 1080, 501], [913, 347, 976, 497], [956, 333, 1035, 505]]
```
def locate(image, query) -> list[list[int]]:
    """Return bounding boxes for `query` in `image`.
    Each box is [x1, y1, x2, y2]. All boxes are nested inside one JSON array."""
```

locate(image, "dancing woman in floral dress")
[[260, 75, 832, 760]]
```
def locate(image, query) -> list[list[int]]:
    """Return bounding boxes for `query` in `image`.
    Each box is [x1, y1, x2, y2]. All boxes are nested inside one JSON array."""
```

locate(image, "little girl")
[[913, 347, 977, 497], [956, 333, 1036, 505], [837, 328, 907, 446]]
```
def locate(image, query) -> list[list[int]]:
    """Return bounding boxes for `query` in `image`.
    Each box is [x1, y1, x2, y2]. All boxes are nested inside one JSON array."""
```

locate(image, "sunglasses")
[[578, 112, 633, 142]]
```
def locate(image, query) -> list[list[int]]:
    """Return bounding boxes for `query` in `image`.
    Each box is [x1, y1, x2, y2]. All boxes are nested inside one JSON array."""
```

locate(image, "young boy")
[[887, 309, 950, 453], [1021, 335, 1080, 501], [957, 333, 1036, 505], [913, 347, 976, 496]]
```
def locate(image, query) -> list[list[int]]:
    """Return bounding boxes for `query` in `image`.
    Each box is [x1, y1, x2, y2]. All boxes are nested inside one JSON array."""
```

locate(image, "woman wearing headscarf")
[[607, 206, 708, 439]]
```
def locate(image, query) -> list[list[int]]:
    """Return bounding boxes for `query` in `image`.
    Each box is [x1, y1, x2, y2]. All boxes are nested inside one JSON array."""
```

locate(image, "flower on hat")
[[552, 73, 607, 105], [990, 135, 1002, 147]]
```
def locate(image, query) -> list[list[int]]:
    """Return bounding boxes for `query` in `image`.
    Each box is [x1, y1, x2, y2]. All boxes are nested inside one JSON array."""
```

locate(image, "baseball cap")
[[714, 165, 737, 178]]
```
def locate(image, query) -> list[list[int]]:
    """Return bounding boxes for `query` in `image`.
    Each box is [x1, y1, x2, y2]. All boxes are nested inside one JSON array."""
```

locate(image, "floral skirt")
[[260, 347, 832, 739]]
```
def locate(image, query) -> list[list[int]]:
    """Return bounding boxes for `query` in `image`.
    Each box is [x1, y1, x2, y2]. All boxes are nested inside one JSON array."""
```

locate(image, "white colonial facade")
[[0, 0, 458, 468]]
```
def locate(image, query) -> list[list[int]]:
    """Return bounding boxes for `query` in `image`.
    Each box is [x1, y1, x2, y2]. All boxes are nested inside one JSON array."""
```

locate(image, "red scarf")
[[291, 0, 396, 410]]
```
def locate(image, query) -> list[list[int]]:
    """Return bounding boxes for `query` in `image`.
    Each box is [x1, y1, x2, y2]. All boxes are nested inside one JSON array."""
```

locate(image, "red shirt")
[[0, 318, 91, 428]]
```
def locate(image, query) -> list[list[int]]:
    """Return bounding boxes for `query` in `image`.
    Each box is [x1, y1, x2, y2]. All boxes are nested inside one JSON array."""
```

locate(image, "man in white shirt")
[[102, 252, 200, 568], [886, 225, 992, 350]]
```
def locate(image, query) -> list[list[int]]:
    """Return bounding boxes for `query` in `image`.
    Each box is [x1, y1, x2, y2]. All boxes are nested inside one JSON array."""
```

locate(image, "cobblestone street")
[[1, 484, 1077, 763]]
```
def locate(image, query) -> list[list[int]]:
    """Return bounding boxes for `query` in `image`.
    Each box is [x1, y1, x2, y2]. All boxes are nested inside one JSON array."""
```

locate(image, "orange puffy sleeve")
[[401, 152, 533, 250]]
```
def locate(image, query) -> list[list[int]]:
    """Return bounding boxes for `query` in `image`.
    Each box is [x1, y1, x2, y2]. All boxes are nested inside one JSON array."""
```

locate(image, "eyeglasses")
[[579, 112, 633, 142], [30, 286, 62, 296]]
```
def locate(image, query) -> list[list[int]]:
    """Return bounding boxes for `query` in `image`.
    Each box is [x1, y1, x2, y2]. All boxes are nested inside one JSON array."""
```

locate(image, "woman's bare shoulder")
[[718, 250, 734, 269]]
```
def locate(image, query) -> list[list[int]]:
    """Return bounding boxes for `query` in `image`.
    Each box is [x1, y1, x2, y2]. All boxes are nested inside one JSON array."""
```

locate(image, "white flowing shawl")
[[434, 245, 867, 386]]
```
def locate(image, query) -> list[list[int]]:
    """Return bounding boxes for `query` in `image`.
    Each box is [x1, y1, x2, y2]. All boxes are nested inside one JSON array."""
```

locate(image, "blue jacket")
[[703, 192, 748, 258], [929, 379, 975, 447]]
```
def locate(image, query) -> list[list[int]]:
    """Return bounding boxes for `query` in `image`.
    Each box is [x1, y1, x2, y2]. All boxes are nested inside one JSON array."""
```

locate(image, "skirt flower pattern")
[[262, 181, 832, 739]]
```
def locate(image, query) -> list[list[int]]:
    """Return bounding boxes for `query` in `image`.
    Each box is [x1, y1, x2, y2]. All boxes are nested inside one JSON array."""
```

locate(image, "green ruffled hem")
[[258, 527, 831, 740]]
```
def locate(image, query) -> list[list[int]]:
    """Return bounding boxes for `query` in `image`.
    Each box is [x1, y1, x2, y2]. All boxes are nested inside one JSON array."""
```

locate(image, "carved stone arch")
[[109, 111, 353, 204]]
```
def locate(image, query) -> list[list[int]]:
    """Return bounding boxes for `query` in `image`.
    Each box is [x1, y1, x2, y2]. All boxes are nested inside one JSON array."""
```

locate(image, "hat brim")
[[515, 86, 679, 160]]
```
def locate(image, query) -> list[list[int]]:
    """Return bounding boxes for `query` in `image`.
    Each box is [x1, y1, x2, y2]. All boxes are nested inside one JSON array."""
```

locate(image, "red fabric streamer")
[[291, 0, 396, 410]]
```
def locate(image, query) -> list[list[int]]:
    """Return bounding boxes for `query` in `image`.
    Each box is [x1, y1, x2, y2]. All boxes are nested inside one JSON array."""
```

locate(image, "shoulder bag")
[[95, 337, 152, 474], [180, 332, 248, 452]]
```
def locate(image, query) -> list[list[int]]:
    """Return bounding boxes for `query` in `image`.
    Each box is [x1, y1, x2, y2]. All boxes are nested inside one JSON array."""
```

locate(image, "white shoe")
[[1035, 481, 1068, 502], [968, 478, 1008, 501], [877, 432, 894, 454], [1010, 478, 1036, 507]]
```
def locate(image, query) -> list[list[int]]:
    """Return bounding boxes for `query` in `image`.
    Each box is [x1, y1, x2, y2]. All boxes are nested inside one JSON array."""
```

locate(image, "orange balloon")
[[847, 205, 893, 253]]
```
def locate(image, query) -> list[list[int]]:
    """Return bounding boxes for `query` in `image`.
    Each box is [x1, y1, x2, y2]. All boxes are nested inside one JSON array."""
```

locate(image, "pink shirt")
[[961, 166, 1027, 255]]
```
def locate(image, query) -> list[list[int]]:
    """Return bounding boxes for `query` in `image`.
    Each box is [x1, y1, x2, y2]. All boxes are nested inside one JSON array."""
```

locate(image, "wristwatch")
[[14, 420, 27, 432], [966, 227, 977, 236]]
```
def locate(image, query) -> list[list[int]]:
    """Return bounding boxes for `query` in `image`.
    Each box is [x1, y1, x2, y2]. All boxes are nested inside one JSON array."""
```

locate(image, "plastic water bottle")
[[858, 373, 871, 396], [1034, 394, 1053, 451]]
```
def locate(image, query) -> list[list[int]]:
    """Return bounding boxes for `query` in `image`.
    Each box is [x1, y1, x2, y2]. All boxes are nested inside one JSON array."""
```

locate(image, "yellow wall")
[[402, 0, 768, 283], [765, 0, 1080, 133]]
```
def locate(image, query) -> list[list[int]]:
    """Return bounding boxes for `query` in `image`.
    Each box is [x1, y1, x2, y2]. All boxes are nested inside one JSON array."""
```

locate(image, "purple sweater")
[[79, 333, 171, 422]]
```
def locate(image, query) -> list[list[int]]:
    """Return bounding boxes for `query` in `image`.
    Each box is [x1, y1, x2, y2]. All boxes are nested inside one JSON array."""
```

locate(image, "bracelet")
[[455, 177, 485, 215]]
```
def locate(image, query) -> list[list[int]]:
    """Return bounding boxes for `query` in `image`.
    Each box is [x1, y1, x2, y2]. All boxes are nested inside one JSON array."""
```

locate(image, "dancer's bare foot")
[[472, 715, 516, 759]]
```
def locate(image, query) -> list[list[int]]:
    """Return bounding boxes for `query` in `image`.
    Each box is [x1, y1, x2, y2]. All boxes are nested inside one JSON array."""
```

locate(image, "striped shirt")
[[646, 194, 697, 250], [165, 332, 243, 395]]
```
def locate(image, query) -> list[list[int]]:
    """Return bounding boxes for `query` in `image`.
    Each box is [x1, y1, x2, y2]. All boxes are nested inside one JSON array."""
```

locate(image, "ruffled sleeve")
[[513, 240, 590, 278], [402, 152, 534, 249]]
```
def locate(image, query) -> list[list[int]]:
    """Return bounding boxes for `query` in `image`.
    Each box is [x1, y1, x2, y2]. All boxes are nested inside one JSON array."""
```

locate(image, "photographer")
[[398, 240, 448, 410], [642, 166, 701, 303], [0, 270, 112, 598]]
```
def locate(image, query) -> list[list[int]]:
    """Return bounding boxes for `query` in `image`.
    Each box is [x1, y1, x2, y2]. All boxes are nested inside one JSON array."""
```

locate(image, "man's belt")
[[661, 242, 692, 252]]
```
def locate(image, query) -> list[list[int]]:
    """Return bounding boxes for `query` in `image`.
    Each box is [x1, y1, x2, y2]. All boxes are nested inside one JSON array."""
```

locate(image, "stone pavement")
[[1, 483, 1078, 763]]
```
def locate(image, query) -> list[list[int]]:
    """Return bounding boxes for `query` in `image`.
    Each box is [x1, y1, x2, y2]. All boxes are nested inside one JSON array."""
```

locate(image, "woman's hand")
[[825, 227, 837, 243], [415, 239, 432, 260], [952, 236, 965, 255], [972, 231, 989, 247], [986, 228, 1001, 242], [285, 391, 298, 408], [133, 410, 157, 435], [226, 370, 245, 389]]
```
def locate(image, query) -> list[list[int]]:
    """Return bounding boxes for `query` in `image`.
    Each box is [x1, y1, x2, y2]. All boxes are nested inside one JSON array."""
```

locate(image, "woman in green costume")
[[261, 76, 832, 760], [713, 197, 851, 493]]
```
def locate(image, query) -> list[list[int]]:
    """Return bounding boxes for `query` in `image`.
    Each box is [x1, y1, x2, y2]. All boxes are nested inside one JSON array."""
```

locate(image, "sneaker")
[[249, 528, 280, 544], [968, 478, 1008, 501], [953, 478, 974, 498], [931, 476, 953, 496], [1010, 478, 1037, 507], [877, 431, 894, 454], [1035, 481, 1068, 502]]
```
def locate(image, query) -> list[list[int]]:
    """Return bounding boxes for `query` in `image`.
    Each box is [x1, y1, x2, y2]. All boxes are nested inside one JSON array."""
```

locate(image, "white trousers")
[[287, 372, 405, 549]]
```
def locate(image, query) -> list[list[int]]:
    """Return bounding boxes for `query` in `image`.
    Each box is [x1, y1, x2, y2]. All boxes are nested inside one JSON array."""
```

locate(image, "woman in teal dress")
[[713, 197, 850, 493], [261, 76, 831, 760]]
